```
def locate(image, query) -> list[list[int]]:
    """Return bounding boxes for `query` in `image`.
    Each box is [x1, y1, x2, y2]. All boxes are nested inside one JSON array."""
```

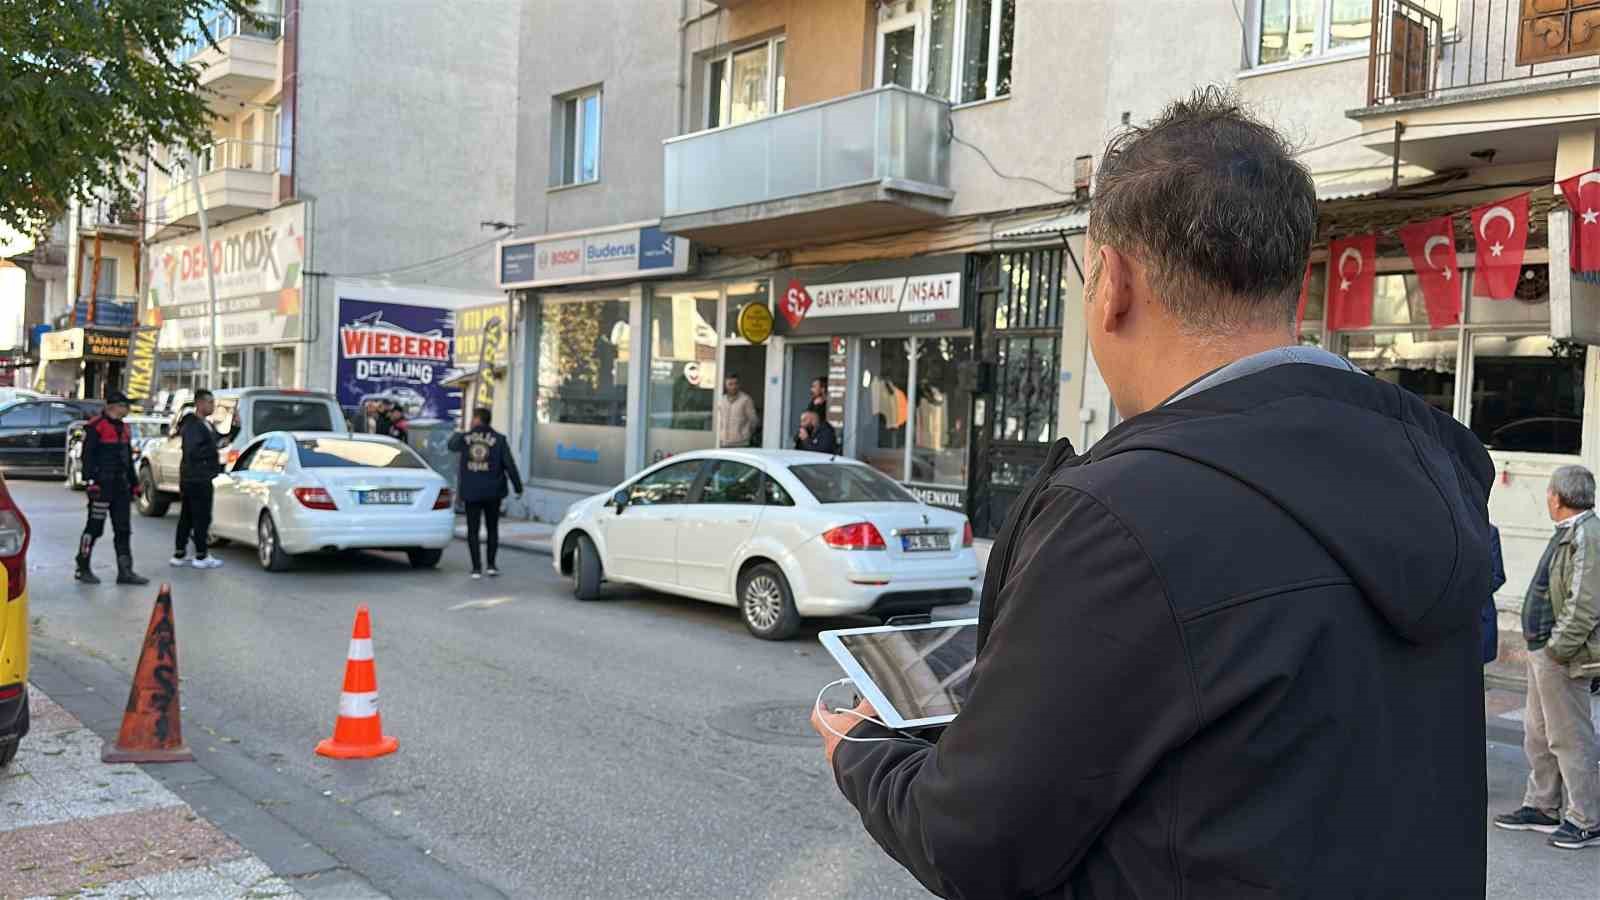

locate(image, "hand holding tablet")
[[817, 619, 979, 729]]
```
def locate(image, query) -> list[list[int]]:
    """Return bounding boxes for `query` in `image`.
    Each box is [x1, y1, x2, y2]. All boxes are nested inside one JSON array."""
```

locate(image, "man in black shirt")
[[794, 410, 838, 455], [172, 389, 223, 569]]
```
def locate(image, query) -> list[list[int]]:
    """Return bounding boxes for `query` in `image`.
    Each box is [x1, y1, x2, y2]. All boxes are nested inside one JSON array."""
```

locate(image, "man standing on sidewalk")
[[73, 391, 149, 586], [448, 406, 523, 579], [1495, 466, 1600, 850], [172, 389, 222, 570], [718, 374, 758, 448]]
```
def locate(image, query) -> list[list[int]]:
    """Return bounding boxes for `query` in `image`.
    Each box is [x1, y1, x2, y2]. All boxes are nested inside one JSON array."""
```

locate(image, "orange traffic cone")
[[315, 604, 398, 759], [103, 584, 193, 764]]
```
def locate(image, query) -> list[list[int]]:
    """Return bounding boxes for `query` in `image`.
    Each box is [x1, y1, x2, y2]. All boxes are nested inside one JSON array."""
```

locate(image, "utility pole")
[[188, 145, 220, 388]]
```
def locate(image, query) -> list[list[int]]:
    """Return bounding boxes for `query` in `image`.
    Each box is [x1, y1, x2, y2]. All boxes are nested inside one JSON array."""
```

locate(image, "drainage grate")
[[707, 701, 818, 748]]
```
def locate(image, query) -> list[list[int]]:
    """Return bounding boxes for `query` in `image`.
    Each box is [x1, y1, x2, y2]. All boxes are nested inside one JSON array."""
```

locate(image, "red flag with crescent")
[[1398, 216, 1461, 328], [1471, 193, 1530, 298], [1294, 264, 1313, 335], [1556, 170, 1600, 273], [1327, 234, 1376, 330]]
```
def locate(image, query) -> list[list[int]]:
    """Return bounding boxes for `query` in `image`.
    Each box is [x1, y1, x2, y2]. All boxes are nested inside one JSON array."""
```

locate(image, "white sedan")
[[208, 432, 454, 571], [552, 450, 981, 640]]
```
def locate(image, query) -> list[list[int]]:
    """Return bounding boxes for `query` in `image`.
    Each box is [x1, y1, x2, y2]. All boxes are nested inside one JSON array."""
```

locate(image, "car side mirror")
[[612, 489, 629, 513]]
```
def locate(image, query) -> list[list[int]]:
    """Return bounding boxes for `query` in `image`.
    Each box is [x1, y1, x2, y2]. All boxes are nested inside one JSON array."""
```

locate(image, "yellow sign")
[[124, 327, 160, 407], [84, 330, 130, 360], [470, 316, 505, 418], [736, 303, 774, 345], [455, 302, 510, 365]]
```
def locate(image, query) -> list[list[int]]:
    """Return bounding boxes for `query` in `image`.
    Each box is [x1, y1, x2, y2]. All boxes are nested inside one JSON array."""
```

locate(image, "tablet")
[[817, 618, 979, 729]]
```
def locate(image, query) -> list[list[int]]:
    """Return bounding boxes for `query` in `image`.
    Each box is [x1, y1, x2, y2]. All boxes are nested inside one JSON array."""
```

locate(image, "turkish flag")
[[1398, 215, 1461, 328], [1327, 234, 1376, 329], [780, 279, 813, 328], [1557, 170, 1600, 273], [1471, 193, 1530, 298], [1295, 264, 1313, 334]]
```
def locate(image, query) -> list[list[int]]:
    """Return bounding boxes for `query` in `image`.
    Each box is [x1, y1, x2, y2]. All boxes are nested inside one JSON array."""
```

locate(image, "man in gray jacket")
[[1495, 465, 1600, 849]]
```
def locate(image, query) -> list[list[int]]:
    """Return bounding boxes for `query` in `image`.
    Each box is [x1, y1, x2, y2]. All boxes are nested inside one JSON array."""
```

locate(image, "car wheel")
[[257, 513, 291, 572], [738, 563, 800, 641], [0, 692, 29, 768], [571, 534, 602, 601], [137, 467, 169, 517], [407, 548, 442, 569]]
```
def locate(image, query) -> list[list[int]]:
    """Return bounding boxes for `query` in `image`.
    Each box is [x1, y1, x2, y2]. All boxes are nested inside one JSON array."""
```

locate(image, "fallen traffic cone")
[[315, 604, 398, 759], [103, 584, 193, 763]]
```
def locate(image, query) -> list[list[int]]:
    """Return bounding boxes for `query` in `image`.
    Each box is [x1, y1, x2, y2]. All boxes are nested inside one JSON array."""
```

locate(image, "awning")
[[1314, 165, 1436, 201], [997, 209, 1091, 240]]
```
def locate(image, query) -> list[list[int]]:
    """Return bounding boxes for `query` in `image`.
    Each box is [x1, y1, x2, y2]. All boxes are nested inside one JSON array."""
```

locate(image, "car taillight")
[[433, 488, 453, 510], [0, 481, 30, 601], [293, 487, 338, 510], [822, 522, 886, 551], [225, 448, 241, 467], [962, 520, 974, 548], [0, 684, 21, 701]]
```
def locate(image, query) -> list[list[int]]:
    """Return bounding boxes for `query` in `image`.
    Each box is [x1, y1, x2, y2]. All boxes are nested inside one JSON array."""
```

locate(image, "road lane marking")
[[448, 596, 515, 611]]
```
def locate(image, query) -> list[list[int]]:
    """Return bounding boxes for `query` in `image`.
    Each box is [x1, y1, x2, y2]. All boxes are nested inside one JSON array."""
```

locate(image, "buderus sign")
[[498, 222, 691, 289]]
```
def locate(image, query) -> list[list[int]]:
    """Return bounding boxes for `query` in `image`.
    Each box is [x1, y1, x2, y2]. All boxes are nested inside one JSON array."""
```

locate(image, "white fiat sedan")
[[208, 432, 454, 572], [552, 450, 980, 640]]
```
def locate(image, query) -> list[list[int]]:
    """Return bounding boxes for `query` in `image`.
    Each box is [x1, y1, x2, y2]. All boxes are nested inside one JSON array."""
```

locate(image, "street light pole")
[[188, 145, 220, 389]]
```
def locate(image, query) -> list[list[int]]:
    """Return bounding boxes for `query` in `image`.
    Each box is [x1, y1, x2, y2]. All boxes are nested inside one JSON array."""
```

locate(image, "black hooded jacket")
[[832, 363, 1493, 899]]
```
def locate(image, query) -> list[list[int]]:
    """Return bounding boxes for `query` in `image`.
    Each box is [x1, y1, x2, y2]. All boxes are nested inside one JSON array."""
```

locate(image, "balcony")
[[62, 296, 138, 329], [79, 201, 141, 239], [1354, 0, 1600, 168], [176, 10, 283, 103], [145, 140, 278, 241], [661, 86, 954, 250]]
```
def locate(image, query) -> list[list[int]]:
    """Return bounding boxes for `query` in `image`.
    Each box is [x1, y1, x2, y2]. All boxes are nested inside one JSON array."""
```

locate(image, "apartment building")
[[497, 0, 1597, 654], [129, 0, 517, 425]]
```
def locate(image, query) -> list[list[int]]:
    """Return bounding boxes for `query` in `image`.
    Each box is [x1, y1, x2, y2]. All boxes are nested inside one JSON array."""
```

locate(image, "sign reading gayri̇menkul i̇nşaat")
[[335, 297, 460, 421]]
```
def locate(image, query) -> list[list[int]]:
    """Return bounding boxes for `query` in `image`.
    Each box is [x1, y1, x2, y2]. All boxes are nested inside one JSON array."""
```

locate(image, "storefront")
[[38, 327, 130, 399], [143, 202, 307, 392]]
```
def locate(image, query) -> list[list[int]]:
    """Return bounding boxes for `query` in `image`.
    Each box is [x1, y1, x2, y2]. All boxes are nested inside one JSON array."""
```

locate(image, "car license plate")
[[358, 490, 412, 505], [901, 532, 950, 552]]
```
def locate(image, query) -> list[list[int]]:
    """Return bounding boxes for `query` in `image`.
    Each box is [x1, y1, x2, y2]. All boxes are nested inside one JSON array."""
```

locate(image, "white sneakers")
[[191, 557, 223, 569], [170, 555, 189, 567]]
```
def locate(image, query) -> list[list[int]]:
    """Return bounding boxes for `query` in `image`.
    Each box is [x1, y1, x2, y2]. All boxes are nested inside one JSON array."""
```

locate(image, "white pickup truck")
[[137, 388, 348, 517]]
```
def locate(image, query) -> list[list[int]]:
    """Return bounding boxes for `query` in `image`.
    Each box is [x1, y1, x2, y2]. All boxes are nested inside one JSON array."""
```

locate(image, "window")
[[629, 459, 705, 506], [1255, 0, 1371, 67], [252, 399, 336, 434], [791, 463, 916, 504], [1471, 336, 1584, 454], [0, 404, 43, 428], [296, 439, 425, 469], [249, 436, 289, 472], [209, 400, 237, 443], [858, 338, 912, 479], [879, 0, 1014, 102], [536, 296, 631, 485], [706, 38, 785, 128], [552, 87, 601, 186], [763, 475, 794, 507], [647, 289, 719, 462], [700, 461, 763, 505], [231, 440, 264, 472], [912, 337, 972, 486], [46, 404, 81, 426]]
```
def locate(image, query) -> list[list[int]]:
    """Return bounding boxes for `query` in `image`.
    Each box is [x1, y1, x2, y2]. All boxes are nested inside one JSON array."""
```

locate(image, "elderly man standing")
[[1495, 465, 1600, 850]]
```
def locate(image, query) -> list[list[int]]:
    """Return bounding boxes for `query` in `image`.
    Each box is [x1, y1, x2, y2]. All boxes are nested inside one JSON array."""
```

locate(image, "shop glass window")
[[1254, 0, 1371, 67], [912, 337, 972, 487], [1469, 265, 1551, 326], [1370, 273, 1449, 327], [1339, 330, 1458, 415], [723, 282, 771, 341], [858, 338, 913, 480], [1299, 262, 1326, 346], [699, 461, 764, 505], [553, 87, 601, 187], [536, 297, 630, 485], [994, 335, 1059, 442], [647, 290, 719, 463], [628, 459, 704, 506], [1470, 335, 1584, 455]]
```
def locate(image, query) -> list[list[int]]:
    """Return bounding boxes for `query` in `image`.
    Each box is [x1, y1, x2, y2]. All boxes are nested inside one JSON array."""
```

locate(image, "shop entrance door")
[[722, 344, 767, 448], [784, 342, 830, 448]]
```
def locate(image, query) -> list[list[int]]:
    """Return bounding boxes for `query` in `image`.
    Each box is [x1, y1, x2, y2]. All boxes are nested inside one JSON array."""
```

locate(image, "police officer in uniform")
[[75, 391, 150, 586], [447, 406, 523, 578]]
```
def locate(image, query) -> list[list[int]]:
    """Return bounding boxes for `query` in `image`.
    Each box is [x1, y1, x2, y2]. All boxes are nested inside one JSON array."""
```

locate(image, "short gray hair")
[[1550, 465, 1595, 510]]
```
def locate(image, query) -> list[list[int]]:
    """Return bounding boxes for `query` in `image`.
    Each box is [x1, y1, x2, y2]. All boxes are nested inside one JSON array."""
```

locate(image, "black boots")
[[115, 556, 149, 586], [74, 554, 100, 584]]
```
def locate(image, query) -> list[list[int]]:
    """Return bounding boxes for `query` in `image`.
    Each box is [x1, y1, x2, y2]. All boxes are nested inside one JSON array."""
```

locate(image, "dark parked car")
[[65, 414, 167, 490], [0, 399, 104, 477]]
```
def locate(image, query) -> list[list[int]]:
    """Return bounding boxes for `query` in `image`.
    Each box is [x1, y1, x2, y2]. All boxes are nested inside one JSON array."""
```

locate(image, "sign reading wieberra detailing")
[[498, 222, 691, 289], [145, 203, 306, 349], [335, 298, 460, 421]]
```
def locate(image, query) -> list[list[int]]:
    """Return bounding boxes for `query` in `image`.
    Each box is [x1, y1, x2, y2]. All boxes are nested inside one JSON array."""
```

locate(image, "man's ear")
[[1097, 246, 1136, 335]]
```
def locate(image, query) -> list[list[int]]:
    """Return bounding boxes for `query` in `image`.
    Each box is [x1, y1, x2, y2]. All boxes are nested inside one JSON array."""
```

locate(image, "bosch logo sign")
[[498, 225, 690, 289]]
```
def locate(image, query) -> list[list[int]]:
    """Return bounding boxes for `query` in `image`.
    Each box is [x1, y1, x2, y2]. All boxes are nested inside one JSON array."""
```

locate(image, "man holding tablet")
[[812, 89, 1494, 898]]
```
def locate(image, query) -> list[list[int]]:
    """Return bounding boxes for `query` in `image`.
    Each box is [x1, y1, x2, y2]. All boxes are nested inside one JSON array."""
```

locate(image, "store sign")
[[736, 303, 774, 344], [335, 298, 460, 421], [85, 330, 130, 360], [498, 223, 691, 289], [808, 273, 961, 319], [781, 279, 813, 328], [146, 203, 306, 349], [40, 329, 83, 362], [454, 301, 511, 366], [124, 327, 161, 405], [41, 327, 130, 362], [905, 483, 966, 513]]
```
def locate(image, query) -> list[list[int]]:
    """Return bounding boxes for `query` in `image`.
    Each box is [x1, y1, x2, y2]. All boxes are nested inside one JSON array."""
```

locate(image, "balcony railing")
[[1368, 0, 1600, 106], [175, 9, 284, 64], [166, 139, 280, 178], [663, 85, 951, 219], [67, 296, 138, 329]]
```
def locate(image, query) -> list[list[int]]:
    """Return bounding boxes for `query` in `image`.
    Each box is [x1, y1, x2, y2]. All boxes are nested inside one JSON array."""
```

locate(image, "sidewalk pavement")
[[453, 517, 554, 555], [1, 686, 302, 900], [1485, 681, 1600, 746]]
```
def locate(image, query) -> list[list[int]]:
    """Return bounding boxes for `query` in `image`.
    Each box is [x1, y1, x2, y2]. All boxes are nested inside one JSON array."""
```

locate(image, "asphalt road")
[[13, 478, 1599, 897]]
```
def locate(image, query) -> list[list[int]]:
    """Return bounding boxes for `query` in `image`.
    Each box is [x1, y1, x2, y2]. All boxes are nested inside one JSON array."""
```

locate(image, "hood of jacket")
[[1087, 362, 1494, 645]]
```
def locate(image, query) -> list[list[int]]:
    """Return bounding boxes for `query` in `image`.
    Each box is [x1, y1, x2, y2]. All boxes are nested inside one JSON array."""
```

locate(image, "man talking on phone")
[[811, 89, 1493, 898]]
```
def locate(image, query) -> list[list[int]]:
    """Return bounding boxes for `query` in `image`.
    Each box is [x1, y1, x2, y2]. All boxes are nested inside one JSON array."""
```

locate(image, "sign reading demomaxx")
[[498, 221, 691, 289]]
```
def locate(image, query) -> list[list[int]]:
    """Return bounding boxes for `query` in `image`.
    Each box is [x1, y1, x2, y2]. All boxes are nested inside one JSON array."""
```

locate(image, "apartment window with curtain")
[[879, 0, 1014, 102], [1254, 0, 1371, 67], [551, 87, 602, 187], [705, 37, 786, 129]]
